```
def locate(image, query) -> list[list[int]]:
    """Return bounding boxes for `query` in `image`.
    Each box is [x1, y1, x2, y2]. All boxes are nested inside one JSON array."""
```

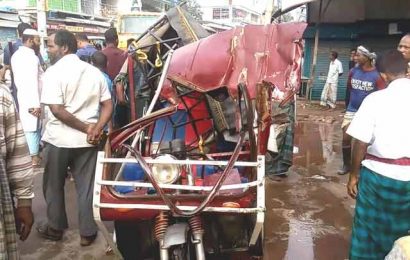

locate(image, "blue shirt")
[[101, 71, 114, 131], [76, 45, 97, 62], [3, 39, 22, 65], [102, 72, 113, 95], [347, 67, 385, 112]]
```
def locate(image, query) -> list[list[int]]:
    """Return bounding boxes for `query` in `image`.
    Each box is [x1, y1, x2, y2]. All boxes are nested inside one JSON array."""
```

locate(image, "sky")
[[117, 0, 133, 12]]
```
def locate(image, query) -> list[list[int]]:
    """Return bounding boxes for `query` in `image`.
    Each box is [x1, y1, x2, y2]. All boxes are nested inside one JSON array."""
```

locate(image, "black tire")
[[248, 233, 263, 257], [170, 237, 196, 260]]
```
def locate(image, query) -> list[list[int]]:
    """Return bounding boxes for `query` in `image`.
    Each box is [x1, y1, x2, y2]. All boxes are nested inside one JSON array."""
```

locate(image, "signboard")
[[65, 25, 83, 32], [47, 24, 101, 34]]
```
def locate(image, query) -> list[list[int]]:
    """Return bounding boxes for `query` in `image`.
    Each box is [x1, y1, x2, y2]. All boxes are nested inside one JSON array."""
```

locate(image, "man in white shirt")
[[320, 51, 343, 110], [347, 50, 410, 259], [36, 30, 113, 246], [11, 29, 43, 166]]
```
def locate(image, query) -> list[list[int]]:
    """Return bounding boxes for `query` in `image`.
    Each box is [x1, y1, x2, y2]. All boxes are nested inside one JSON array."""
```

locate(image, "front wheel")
[[170, 231, 196, 260], [248, 233, 263, 258]]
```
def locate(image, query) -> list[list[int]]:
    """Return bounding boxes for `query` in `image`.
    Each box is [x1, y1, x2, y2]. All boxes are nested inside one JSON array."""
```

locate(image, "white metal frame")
[[93, 152, 265, 258]]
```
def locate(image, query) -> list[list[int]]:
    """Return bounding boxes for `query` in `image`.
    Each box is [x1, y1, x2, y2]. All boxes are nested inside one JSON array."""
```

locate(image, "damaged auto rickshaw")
[[92, 5, 306, 259]]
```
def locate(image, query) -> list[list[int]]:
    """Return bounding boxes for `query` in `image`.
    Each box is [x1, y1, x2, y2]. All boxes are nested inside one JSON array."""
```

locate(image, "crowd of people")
[[0, 22, 131, 257], [319, 34, 410, 259]]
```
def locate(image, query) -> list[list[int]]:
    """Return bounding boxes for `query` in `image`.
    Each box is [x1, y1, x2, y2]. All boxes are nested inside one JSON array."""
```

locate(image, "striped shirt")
[[0, 83, 34, 259]]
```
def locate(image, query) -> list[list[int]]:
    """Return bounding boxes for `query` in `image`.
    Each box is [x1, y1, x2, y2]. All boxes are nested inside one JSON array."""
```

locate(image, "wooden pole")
[[305, 0, 323, 101]]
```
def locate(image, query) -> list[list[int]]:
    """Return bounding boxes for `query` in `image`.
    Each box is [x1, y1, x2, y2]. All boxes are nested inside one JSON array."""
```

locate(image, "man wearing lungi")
[[320, 51, 343, 110], [338, 46, 385, 175], [347, 49, 410, 259]]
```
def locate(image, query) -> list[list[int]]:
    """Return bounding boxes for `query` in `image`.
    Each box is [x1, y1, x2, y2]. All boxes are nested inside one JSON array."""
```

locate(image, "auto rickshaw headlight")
[[151, 154, 181, 184]]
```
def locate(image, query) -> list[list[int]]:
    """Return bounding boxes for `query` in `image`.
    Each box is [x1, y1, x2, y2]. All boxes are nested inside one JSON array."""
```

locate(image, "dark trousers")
[[42, 143, 98, 236]]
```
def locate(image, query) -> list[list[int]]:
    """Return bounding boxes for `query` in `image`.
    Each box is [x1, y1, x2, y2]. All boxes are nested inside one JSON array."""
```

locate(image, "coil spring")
[[154, 211, 169, 241], [188, 215, 204, 234]]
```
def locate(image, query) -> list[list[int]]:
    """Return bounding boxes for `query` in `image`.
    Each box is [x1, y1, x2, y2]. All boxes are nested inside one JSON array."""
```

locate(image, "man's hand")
[[15, 206, 34, 241], [347, 174, 359, 199], [115, 82, 127, 105], [348, 139, 368, 199], [29, 108, 41, 118], [86, 124, 103, 145]]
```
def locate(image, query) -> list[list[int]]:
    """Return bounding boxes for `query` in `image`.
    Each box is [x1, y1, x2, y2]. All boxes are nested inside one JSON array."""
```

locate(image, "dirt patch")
[[296, 99, 345, 125]]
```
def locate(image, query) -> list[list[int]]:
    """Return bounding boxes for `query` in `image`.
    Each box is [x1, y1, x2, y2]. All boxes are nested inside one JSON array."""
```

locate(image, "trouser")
[[42, 142, 98, 236], [341, 120, 353, 171], [345, 86, 350, 108], [320, 82, 337, 108], [114, 104, 130, 129], [24, 129, 41, 156]]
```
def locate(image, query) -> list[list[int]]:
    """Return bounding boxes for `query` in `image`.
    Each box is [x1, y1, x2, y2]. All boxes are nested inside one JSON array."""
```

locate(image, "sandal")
[[80, 233, 97, 246], [36, 223, 63, 241]]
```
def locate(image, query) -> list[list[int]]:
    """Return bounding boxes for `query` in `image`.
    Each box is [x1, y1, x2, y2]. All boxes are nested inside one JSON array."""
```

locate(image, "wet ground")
[[18, 101, 355, 260], [263, 118, 355, 260]]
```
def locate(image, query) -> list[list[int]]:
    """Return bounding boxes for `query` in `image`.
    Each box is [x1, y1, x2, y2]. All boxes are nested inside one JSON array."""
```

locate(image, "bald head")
[[398, 34, 410, 62]]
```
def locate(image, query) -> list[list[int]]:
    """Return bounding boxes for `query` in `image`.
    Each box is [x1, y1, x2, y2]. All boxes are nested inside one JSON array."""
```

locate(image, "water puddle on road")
[[284, 218, 314, 260], [263, 121, 352, 260], [264, 180, 351, 260], [293, 122, 342, 168]]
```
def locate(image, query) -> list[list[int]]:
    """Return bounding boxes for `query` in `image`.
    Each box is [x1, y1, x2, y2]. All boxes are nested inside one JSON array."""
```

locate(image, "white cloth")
[[23, 29, 39, 36], [326, 58, 343, 84], [356, 45, 377, 60], [11, 46, 43, 132], [341, 111, 355, 129], [347, 78, 410, 181], [41, 54, 111, 148], [385, 236, 410, 260], [320, 83, 337, 108]]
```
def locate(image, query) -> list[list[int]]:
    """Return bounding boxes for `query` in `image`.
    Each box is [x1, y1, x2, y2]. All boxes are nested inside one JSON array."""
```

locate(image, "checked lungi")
[[350, 167, 410, 259]]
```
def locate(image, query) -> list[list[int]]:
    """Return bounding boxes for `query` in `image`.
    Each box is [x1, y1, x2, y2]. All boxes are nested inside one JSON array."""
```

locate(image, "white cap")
[[23, 29, 39, 36]]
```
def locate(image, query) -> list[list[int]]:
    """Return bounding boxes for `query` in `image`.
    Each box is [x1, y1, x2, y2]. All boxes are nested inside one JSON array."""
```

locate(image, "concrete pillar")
[[37, 0, 47, 57]]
